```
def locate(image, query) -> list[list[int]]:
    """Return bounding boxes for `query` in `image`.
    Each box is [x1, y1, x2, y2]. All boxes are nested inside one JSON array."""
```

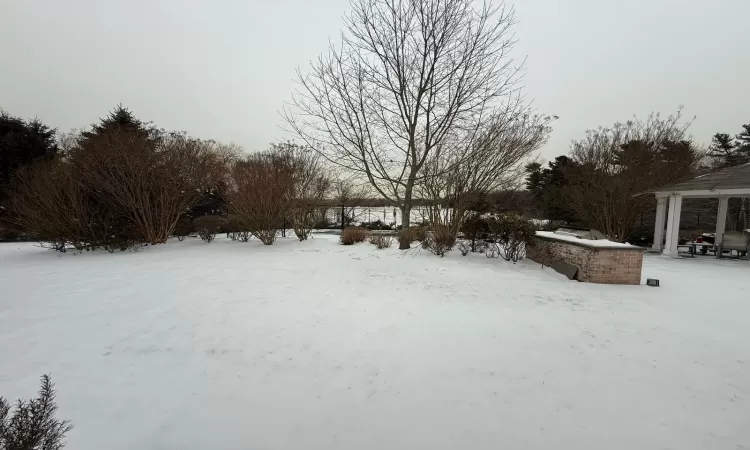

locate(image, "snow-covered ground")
[[1, 235, 748, 450]]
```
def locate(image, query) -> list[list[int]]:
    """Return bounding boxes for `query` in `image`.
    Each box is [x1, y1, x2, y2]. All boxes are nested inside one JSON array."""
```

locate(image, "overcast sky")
[[1, 0, 747, 160]]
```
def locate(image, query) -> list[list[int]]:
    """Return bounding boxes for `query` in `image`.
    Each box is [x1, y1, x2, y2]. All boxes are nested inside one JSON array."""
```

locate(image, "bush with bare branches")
[[339, 226, 367, 245], [418, 112, 553, 244], [228, 151, 294, 245], [368, 234, 393, 249], [274, 143, 331, 241], [9, 160, 138, 252], [421, 225, 457, 257]]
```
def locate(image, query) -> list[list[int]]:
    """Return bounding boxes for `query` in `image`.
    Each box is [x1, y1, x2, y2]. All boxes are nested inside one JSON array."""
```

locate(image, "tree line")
[[525, 114, 748, 242], [0, 106, 339, 250], [2, 0, 746, 251]]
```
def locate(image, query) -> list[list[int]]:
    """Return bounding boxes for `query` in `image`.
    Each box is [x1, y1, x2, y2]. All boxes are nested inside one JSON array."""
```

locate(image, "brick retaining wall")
[[527, 234, 645, 285]]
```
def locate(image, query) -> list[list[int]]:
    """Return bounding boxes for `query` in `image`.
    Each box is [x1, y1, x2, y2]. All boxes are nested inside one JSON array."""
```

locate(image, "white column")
[[663, 194, 683, 258], [715, 197, 729, 250], [652, 196, 668, 251]]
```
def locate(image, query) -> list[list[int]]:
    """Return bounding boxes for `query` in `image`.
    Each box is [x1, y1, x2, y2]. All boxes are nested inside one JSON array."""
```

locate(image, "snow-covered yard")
[[1, 234, 748, 450]]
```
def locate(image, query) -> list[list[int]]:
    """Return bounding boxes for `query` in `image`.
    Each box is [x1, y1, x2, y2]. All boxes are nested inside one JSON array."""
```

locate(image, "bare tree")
[[418, 112, 553, 235], [285, 0, 523, 248], [561, 110, 702, 242], [274, 143, 332, 241], [228, 150, 294, 245]]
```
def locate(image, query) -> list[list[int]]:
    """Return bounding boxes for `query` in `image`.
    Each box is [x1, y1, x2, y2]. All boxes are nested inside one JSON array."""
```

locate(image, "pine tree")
[[0, 111, 58, 199], [79, 105, 157, 145], [524, 155, 578, 222], [708, 128, 749, 168], [736, 124, 750, 162]]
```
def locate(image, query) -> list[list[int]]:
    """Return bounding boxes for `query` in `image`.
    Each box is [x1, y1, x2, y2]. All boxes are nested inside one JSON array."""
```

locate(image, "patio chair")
[[717, 231, 750, 260]]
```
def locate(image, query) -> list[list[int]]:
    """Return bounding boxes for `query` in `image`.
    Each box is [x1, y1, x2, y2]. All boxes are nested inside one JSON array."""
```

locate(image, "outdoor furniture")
[[717, 231, 750, 260], [677, 244, 694, 257], [690, 241, 715, 256], [651, 164, 750, 258]]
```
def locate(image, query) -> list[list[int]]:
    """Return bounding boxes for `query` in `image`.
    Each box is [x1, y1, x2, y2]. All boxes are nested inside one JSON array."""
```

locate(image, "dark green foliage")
[[79, 105, 157, 145], [0, 375, 73, 450], [460, 213, 490, 252], [0, 111, 59, 240], [709, 124, 750, 168], [0, 112, 58, 192], [360, 220, 392, 230], [524, 156, 579, 222], [485, 214, 536, 263], [174, 216, 193, 241], [193, 215, 224, 243]]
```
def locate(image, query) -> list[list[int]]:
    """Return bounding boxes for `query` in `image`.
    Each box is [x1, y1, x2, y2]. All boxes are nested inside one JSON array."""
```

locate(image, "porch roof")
[[654, 163, 750, 198]]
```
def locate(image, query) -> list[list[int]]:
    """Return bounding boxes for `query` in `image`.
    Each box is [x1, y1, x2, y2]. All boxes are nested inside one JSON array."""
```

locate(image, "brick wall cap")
[[535, 232, 646, 252]]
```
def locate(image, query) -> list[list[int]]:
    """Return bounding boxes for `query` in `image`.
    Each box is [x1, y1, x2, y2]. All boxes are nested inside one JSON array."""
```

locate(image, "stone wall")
[[527, 235, 645, 285]]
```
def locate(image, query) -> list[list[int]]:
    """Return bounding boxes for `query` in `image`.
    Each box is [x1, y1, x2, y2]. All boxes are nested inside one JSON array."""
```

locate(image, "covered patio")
[[652, 163, 750, 258]]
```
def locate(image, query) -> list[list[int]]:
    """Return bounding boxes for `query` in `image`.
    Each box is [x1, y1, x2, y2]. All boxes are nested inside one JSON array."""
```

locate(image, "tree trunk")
[[340, 203, 345, 230], [399, 204, 411, 249]]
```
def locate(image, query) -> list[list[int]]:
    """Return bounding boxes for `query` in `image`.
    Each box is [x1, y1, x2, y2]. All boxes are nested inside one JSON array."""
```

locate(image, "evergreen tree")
[[78, 105, 158, 148], [524, 155, 578, 222], [708, 126, 750, 168], [736, 124, 750, 161], [83, 105, 139, 136], [0, 111, 58, 194]]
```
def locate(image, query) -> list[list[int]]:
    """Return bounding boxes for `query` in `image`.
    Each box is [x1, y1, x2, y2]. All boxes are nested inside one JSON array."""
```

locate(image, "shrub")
[[228, 152, 293, 245], [361, 220, 392, 231], [368, 234, 393, 249], [8, 120, 223, 251], [411, 226, 428, 242], [174, 216, 192, 241], [9, 160, 139, 252], [460, 213, 491, 252], [422, 225, 457, 257], [0, 375, 73, 450], [487, 214, 536, 263], [193, 215, 224, 243], [457, 241, 471, 256], [73, 130, 220, 245], [340, 226, 367, 245], [224, 215, 250, 242]]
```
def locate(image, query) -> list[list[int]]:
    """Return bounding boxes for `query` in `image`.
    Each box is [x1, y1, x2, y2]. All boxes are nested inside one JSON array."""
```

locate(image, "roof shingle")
[[654, 163, 750, 192]]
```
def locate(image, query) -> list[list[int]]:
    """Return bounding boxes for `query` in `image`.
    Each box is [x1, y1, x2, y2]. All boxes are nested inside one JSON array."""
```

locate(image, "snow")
[[536, 230, 639, 248], [326, 206, 425, 226], [1, 235, 749, 450]]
